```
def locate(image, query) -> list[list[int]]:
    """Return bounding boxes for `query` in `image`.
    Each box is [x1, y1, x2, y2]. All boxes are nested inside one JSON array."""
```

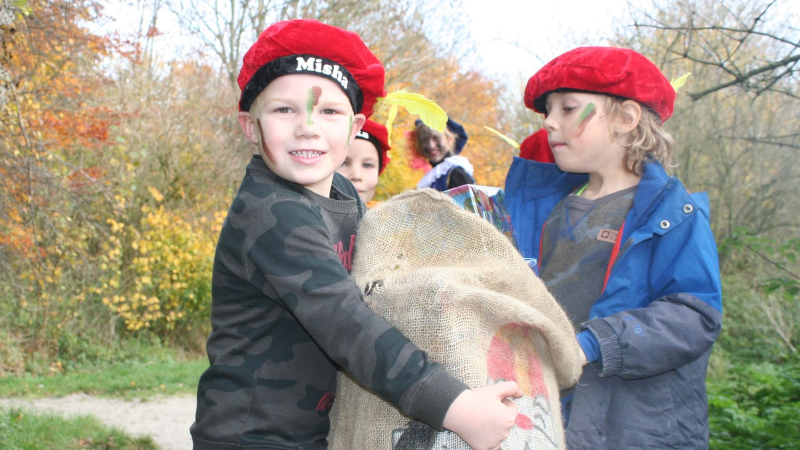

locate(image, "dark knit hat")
[[237, 19, 385, 117], [518, 129, 555, 163], [355, 119, 391, 174], [524, 46, 675, 122]]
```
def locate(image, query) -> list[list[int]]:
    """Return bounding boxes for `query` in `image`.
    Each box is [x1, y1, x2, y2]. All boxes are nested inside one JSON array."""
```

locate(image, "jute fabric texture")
[[328, 189, 581, 450]]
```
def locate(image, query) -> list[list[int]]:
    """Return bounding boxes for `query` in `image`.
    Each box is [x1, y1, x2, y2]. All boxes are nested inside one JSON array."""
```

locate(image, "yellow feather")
[[377, 90, 448, 132], [670, 72, 692, 92], [484, 126, 520, 149], [386, 104, 398, 146]]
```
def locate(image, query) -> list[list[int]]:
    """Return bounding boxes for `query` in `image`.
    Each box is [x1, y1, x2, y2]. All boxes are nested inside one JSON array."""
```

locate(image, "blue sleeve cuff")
[[577, 330, 601, 363]]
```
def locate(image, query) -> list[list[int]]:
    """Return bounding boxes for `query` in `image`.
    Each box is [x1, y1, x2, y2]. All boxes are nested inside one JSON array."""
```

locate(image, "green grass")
[[0, 357, 208, 400], [0, 408, 159, 450]]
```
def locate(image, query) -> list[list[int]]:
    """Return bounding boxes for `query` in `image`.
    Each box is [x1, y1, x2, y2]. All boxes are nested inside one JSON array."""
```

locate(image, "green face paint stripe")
[[575, 102, 597, 138], [306, 88, 315, 125], [576, 102, 596, 125], [346, 114, 354, 147]]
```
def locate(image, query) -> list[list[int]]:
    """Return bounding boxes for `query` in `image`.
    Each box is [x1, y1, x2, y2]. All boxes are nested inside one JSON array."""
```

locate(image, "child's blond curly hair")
[[605, 97, 675, 175]]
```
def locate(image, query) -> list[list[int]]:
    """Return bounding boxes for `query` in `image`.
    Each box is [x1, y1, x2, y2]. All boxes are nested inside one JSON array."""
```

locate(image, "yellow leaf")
[[376, 90, 448, 132], [386, 104, 399, 146], [670, 73, 692, 92], [148, 186, 164, 202], [484, 126, 520, 149]]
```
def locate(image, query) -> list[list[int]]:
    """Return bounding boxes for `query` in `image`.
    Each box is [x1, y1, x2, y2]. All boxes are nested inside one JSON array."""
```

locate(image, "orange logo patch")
[[597, 228, 618, 243]]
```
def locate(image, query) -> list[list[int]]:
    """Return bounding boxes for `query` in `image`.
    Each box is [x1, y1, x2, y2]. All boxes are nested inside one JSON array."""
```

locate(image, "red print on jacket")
[[334, 235, 356, 271], [316, 391, 335, 412]]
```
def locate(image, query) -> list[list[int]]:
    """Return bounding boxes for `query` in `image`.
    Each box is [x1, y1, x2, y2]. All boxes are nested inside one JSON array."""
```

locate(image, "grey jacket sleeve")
[[584, 206, 723, 379], [247, 199, 467, 429], [585, 293, 722, 379]]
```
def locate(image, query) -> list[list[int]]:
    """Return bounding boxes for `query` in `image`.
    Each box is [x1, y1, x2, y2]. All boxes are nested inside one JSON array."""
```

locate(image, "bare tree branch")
[[634, 0, 799, 102], [687, 52, 800, 100]]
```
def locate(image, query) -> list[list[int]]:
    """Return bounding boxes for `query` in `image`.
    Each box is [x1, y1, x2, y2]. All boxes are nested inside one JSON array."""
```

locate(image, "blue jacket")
[[506, 157, 723, 449]]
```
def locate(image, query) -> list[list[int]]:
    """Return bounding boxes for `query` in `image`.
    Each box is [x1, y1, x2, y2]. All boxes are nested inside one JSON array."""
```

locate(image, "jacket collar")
[[516, 158, 672, 207], [632, 160, 672, 218], [417, 156, 474, 188], [512, 158, 587, 199]]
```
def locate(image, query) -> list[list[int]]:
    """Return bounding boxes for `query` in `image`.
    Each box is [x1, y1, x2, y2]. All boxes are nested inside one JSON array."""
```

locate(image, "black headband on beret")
[[354, 129, 384, 170], [239, 54, 364, 113]]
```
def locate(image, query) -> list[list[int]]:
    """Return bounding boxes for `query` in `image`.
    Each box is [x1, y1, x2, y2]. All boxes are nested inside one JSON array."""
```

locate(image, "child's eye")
[[363, 163, 375, 169], [563, 106, 576, 113], [320, 108, 340, 115], [274, 106, 292, 113]]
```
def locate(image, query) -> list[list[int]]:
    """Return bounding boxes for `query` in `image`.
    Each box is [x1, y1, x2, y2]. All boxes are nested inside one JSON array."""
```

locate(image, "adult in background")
[[415, 118, 475, 191]]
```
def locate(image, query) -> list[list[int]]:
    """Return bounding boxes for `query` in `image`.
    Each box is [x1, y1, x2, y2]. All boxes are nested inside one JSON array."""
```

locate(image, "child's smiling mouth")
[[290, 150, 325, 158], [289, 149, 328, 164]]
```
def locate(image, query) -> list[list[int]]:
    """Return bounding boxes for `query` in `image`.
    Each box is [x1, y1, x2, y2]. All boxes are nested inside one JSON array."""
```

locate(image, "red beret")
[[237, 19, 385, 117], [518, 129, 555, 163], [355, 119, 392, 174], [525, 46, 675, 122]]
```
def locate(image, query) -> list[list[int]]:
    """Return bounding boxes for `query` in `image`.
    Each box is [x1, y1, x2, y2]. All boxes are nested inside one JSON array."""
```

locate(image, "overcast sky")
[[99, 0, 633, 80], [461, 0, 631, 80], [98, 0, 800, 86], [468, 0, 800, 79]]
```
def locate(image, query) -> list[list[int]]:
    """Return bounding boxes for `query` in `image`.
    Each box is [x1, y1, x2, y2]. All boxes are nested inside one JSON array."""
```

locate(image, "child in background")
[[505, 46, 723, 449], [191, 19, 521, 450], [337, 118, 390, 205], [415, 118, 475, 191]]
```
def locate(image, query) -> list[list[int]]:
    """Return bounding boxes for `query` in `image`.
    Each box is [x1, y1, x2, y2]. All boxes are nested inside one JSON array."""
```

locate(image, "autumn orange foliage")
[[0, 1, 518, 373], [1, 0, 114, 260]]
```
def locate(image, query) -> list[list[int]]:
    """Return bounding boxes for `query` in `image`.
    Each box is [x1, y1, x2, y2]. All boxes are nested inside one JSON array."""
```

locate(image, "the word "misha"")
[[295, 57, 350, 90]]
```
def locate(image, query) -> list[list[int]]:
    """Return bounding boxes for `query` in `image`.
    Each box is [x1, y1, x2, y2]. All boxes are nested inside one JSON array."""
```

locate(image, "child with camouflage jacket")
[[190, 19, 521, 450]]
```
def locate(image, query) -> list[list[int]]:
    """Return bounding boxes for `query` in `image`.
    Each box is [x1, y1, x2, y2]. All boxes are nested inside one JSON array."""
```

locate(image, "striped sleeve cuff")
[[403, 366, 469, 431], [586, 318, 623, 376]]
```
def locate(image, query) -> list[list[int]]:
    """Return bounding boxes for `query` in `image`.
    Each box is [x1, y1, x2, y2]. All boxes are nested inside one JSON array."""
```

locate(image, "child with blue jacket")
[[505, 46, 723, 449]]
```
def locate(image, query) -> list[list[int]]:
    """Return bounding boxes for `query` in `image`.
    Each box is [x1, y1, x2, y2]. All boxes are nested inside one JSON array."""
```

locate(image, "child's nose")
[[543, 114, 558, 131], [296, 115, 320, 137]]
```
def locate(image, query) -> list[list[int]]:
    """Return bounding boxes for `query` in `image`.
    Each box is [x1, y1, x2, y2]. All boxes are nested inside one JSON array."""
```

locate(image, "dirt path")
[[0, 394, 195, 450]]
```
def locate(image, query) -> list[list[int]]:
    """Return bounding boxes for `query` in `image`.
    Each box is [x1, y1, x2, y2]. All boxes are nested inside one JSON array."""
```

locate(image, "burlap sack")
[[329, 189, 582, 450]]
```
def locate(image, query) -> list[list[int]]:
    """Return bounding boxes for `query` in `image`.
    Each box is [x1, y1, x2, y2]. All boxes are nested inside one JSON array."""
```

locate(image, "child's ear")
[[350, 114, 367, 140], [238, 111, 260, 145], [618, 100, 642, 134]]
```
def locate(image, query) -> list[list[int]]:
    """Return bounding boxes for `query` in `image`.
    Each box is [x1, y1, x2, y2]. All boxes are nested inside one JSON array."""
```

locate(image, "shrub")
[[98, 192, 224, 335], [708, 358, 800, 449]]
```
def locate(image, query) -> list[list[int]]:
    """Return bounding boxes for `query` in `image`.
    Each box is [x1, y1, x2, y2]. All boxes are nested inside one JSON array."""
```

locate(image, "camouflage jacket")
[[191, 156, 467, 450]]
